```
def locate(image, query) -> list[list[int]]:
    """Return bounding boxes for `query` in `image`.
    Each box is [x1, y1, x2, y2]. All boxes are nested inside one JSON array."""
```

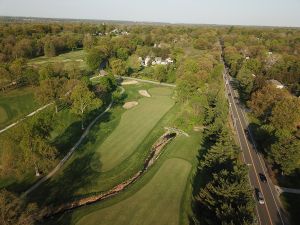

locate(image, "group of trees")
[[222, 27, 300, 96], [194, 80, 255, 224], [221, 27, 300, 176]]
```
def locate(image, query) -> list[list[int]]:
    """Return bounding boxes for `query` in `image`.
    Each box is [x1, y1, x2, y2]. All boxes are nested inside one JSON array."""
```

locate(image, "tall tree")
[[110, 58, 126, 76], [70, 82, 102, 129], [19, 113, 57, 176], [35, 77, 65, 113]]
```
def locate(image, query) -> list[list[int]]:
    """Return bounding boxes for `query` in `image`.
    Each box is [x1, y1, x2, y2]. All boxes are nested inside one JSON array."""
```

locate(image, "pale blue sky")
[[0, 0, 300, 27]]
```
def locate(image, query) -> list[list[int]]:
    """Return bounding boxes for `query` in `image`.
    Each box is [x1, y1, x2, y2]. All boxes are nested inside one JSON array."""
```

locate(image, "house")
[[268, 79, 284, 89], [245, 56, 250, 60]]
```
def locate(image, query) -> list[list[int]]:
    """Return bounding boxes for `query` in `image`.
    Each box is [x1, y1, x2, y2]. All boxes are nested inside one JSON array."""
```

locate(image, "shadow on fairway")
[[26, 111, 114, 209]]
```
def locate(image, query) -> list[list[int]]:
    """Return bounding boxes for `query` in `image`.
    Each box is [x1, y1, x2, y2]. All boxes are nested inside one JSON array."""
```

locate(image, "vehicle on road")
[[244, 129, 249, 136], [259, 173, 267, 183], [255, 188, 265, 204]]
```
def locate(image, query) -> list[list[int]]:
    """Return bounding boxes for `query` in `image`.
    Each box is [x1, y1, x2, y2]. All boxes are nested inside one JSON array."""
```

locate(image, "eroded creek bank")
[[41, 131, 178, 219]]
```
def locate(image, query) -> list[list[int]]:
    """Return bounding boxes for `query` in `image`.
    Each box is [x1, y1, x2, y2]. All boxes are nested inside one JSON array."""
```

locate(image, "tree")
[[236, 66, 254, 100], [70, 82, 102, 129], [19, 113, 57, 176], [44, 40, 56, 57], [270, 97, 300, 132], [83, 33, 96, 49], [197, 168, 254, 225], [0, 189, 38, 225], [270, 134, 300, 175], [110, 58, 126, 76], [153, 65, 167, 82], [35, 77, 65, 113], [12, 38, 34, 59], [116, 48, 129, 60], [9, 58, 27, 83], [248, 85, 289, 121], [86, 48, 106, 71]]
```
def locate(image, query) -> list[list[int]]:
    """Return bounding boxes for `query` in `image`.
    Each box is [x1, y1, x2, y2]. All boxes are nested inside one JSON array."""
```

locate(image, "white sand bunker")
[[123, 101, 139, 109], [139, 90, 151, 97], [121, 80, 138, 85]]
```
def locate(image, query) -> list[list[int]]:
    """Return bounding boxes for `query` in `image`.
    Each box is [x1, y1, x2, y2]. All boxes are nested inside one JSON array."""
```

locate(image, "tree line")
[[221, 27, 300, 181]]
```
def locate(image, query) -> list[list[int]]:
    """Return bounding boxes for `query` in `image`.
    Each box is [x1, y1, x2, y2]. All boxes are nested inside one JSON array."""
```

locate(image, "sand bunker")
[[121, 80, 138, 85], [123, 101, 139, 109], [139, 90, 151, 97]]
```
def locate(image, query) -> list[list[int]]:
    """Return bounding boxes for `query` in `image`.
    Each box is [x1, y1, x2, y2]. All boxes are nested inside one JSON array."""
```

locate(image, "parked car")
[[255, 188, 265, 204], [259, 173, 267, 183]]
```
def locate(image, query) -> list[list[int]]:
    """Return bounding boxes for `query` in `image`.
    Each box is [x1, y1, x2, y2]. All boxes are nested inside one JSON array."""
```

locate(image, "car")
[[244, 129, 249, 136], [259, 173, 267, 183], [255, 188, 265, 204], [228, 92, 231, 96]]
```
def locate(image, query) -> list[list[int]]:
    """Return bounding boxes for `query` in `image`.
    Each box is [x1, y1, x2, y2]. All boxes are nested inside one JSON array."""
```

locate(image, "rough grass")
[[29, 50, 87, 69], [91, 87, 174, 172], [0, 86, 37, 129], [76, 158, 191, 225]]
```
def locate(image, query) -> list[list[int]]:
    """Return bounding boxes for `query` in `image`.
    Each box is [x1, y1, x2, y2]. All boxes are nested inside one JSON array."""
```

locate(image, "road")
[[221, 62, 288, 225]]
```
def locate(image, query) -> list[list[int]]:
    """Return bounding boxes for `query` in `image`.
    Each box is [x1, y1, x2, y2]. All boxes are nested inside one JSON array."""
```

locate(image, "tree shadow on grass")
[[27, 111, 115, 208]]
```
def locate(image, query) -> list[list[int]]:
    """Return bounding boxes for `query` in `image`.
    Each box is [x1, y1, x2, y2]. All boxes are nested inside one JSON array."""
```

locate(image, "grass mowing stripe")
[[91, 87, 174, 172], [76, 158, 191, 225]]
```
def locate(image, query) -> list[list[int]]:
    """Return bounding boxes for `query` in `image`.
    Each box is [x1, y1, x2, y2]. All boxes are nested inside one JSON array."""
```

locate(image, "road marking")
[[238, 100, 286, 225], [225, 74, 274, 225]]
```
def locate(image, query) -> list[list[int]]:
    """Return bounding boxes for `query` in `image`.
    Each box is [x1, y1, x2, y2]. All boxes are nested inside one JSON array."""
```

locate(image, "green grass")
[[27, 84, 176, 205], [91, 87, 174, 172], [45, 123, 202, 225], [29, 50, 87, 69], [77, 158, 191, 225], [280, 193, 300, 225], [0, 86, 37, 129]]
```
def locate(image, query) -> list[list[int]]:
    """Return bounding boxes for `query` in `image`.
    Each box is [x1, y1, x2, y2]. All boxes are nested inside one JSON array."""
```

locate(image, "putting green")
[[77, 158, 191, 225], [90, 87, 174, 172]]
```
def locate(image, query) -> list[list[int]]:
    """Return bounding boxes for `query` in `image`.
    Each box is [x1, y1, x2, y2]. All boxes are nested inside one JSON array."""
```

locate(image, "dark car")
[[259, 173, 267, 183], [255, 188, 265, 204], [244, 129, 249, 136]]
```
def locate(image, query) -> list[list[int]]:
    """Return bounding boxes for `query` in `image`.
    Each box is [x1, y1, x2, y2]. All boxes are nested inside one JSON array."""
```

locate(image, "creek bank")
[[41, 131, 177, 219]]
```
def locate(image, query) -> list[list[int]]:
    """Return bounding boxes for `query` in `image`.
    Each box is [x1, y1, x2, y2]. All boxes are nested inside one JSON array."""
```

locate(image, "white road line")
[[225, 74, 274, 225]]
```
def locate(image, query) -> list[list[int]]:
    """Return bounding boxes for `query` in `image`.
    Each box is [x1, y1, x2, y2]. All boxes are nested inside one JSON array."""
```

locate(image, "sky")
[[0, 0, 300, 27]]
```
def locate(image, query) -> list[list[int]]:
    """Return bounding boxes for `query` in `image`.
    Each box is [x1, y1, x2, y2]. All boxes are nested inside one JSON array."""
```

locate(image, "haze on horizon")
[[0, 0, 300, 27]]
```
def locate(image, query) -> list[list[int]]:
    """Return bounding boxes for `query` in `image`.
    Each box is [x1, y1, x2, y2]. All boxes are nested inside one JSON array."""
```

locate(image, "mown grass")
[[29, 50, 87, 69], [45, 113, 202, 225], [76, 158, 191, 225], [91, 87, 174, 172], [27, 84, 176, 205], [0, 86, 37, 129]]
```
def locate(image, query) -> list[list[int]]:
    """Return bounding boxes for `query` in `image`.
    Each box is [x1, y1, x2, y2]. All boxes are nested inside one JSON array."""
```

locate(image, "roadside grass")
[[0, 86, 37, 129], [76, 158, 191, 225], [27, 84, 176, 205], [280, 193, 300, 225], [29, 50, 87, 70]]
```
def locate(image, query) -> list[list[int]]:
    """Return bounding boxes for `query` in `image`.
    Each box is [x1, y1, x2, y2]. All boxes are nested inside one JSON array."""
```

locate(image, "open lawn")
[[46, 125, 202, 225], [29, 50, 87, 70], [77, 158, 191, 225], [28, 84, 176, 205], [91, 87, 174, 172], [0, 86, 37, 129]]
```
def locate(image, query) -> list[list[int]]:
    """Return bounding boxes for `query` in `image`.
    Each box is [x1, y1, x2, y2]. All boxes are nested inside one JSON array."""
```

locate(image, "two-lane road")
[[222, 65, 287, 225]]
